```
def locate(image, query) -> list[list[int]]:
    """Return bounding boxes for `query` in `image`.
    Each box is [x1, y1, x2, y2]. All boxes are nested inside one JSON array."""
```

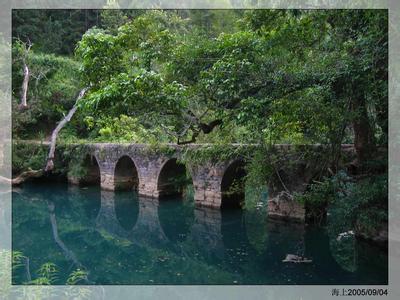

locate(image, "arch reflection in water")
[[158, 195, 194, 243], [188, 207, 225, 262], [96, 191, 170, 248], [128, 197, 170, 247], [96, 190, 130, 239], [95, 190, 314, 282], [114, 190, 139, 231], [221, 209, 251, 262], [96, 189, 227, 262]]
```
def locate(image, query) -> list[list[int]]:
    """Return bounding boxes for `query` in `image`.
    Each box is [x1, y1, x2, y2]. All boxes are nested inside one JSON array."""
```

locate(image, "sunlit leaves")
[[73, 9, 387, 147], [75, 28, 123, 86], [36, 262, 58, 284], [66, 268, 89, 285]]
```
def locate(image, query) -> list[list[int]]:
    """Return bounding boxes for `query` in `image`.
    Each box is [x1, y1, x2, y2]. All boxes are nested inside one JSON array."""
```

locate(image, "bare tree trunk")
[[45, 88, 87, 172], [19, 64, 29, 109], [18, 39, 32, 109]]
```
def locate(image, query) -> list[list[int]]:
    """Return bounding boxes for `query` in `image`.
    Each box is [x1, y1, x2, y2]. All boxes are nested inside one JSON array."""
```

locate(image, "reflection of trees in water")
[[67, 185, 101, 221], [245, 209, 268, 254], [329, 235, 358, 273], [12, 183, 102, 284], [329, 232, 387, 283], [47, 201, 92, 284]]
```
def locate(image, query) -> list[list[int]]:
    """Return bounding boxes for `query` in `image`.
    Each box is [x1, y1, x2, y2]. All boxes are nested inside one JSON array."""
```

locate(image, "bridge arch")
[[114, 155, 139, 191], [156, 158, 192, 198], [78, 154, 101, 186], [220, 160, 247, 209]]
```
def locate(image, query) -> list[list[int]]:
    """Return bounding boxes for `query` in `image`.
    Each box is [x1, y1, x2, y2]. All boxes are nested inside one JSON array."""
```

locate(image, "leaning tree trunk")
[[0, 169, 43, 185], [0, 88, 88, 185], [45, 88, 87, 172]]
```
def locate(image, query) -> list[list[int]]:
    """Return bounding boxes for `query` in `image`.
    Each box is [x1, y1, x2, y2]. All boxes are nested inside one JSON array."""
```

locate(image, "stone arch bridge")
[[68, 143, 355, 220]]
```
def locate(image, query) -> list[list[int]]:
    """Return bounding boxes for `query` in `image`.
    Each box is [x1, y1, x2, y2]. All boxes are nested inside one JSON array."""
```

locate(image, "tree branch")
[[0, 169, 44, 185], [45, 88, 87, 172]]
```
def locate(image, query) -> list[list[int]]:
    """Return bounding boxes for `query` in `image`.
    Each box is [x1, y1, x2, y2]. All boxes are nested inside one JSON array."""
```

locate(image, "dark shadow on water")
[[158, 194, 194, 243], [221, 209, 249, 252]]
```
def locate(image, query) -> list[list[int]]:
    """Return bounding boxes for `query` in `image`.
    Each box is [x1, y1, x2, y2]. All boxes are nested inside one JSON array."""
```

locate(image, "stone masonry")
[[74, 143, 240, 209], [68, 143, 355, 221]]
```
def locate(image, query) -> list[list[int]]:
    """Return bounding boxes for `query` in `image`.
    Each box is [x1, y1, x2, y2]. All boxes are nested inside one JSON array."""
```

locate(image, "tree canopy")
[[71, 10, 387, 164], [12, 9, 388, 165]]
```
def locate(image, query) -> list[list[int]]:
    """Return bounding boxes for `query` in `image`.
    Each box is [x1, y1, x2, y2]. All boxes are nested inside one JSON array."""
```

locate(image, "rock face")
[[266, 146, 324, 221], [266, 145, 356, 221], [282, 254, 312, 263], [268, 192, 305, 221], [356, 223, 388, 247]]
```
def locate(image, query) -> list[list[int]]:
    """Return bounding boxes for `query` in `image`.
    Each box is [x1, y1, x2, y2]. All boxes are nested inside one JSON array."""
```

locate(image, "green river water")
[[12, 182, 387, 285]]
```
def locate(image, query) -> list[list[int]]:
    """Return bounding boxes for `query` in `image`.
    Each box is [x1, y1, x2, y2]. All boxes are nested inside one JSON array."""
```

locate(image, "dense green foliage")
[[13, 9, 388, 153], [298, 171, 387, 239], [71, 10, 387, 163], [12, 251, 88, 285], [12, 41, 82, 138]]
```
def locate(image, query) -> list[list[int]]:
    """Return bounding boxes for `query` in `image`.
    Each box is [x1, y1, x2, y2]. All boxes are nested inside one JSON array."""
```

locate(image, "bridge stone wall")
[[90, 144, 169, 197], [73, 143, 239, 209], [190, 161, 234, 208], [67, 143, 355, 221]]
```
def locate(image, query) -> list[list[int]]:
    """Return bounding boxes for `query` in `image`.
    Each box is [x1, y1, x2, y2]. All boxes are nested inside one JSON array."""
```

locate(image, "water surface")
[[12, 182, 387, 285]]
